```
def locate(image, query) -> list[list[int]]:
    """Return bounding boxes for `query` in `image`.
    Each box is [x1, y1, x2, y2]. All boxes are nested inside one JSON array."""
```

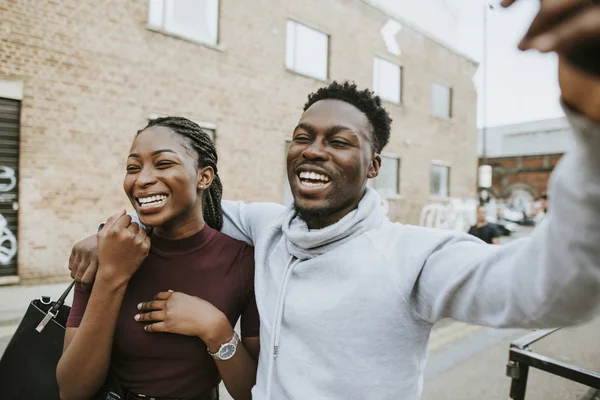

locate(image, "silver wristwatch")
[[207, 331, 240, 361]]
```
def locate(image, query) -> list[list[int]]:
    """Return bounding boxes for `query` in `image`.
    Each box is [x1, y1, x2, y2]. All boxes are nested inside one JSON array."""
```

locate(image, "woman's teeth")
[[138, 195, 168, 208]]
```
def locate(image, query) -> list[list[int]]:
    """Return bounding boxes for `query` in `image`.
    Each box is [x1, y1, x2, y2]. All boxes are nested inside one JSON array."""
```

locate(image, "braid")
[[139, 116, 224, 231]]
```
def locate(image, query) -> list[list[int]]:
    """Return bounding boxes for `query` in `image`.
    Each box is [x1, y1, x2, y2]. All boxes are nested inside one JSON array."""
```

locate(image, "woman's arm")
[[57, 281, 127, 400], [208, 331, 259, 400], [137, 291, 259, 400], [57, 211, 150, 400]]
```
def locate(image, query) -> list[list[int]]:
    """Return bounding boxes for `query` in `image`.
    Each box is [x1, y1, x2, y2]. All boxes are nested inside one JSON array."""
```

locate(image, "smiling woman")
[[56, 117, 260, 400], [124, 120, 222, 236]]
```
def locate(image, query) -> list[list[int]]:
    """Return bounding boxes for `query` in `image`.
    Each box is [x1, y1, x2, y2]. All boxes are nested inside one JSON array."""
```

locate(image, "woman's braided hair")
[[137, 116, 223, 231]]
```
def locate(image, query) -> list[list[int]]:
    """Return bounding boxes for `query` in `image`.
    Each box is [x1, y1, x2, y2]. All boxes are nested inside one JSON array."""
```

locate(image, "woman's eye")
[[126, 165, 140, 172], [156, 161, 174, 168]]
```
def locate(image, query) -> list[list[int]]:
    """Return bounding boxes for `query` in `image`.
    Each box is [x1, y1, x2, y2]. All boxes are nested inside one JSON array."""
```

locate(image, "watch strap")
[[207, 331, 240, 360]]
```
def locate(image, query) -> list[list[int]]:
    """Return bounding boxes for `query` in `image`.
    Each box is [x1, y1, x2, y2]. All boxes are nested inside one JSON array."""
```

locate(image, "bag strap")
[[35, 281, 75, 333], [49, 280, 76, 314]]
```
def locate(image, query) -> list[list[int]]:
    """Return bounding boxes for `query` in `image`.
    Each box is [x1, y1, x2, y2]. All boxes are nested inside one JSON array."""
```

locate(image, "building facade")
[[0, 0, 478, 282], [478, 117, 574, 213]]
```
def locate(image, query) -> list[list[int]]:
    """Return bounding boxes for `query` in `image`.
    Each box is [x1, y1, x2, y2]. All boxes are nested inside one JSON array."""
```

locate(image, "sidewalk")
[[0, 282, 74, 325]]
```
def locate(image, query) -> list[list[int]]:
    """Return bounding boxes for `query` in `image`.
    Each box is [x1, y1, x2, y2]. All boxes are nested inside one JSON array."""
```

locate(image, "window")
[[202, 127, 215, 142], [373, 57, 402, 104], [430, 163, 450, 197], [147, 114, 215, 142], [148, 0, 219, 46], [373, 155, 400, 197], [431, 83, 452, 119], [283, 141, 293, 204], [285, 20, 329, 81]]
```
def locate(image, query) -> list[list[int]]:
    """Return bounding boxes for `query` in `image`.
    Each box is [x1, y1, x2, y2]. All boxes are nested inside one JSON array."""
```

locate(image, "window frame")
[[373, 56, 403, 105], [430, 161, 451, 198], [147, 0, 221, 49], [283, 140, 293, 204], [147, 113, 216, 143], [372, 154, 401, 198], [431, 82, 453, 119], [285, 19, 330, 81]]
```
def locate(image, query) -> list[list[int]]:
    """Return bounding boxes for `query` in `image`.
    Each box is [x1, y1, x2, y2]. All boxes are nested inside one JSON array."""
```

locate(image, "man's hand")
[[502, 0, 600, 77], [96, 210, 150, 287], [558, 57, 600, 122], [135, 291, 233, 352], [69, 234, 99, 290]]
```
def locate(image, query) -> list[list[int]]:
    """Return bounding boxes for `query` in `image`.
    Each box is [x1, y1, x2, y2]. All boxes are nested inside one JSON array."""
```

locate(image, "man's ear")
[[197, 166, 215, 191], [368, 154, 382, 179]]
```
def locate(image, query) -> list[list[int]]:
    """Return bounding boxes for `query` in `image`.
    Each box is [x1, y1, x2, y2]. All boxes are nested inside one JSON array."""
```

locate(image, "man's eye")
[[331, 140, 350, 148], [126, 165, 140, 172], [294, 136, 311, 143]]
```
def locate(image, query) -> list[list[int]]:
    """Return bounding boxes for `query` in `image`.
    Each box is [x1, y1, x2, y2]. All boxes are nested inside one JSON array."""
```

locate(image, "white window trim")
[[431, 82, 453, 120], [430, 161, 451, 198], [146, 0, 225, 51], [373, 56, 402, 105], [147, 113, 216, 141], [283, 140, 293, 204], [431, 159, 451, 167], [0, 79, 24, 100], [285, 19, 329, 82], [372, 153, 401, 199]]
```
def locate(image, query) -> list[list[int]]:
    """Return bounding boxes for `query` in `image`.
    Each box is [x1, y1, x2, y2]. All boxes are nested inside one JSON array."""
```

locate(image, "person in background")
[[534, 192, 548, 224], [468, 205, 501, 244]]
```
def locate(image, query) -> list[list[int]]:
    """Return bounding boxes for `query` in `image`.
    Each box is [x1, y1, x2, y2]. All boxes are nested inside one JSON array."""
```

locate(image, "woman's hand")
[[135, 291, 233, 352], [97, 210, 151, 287]]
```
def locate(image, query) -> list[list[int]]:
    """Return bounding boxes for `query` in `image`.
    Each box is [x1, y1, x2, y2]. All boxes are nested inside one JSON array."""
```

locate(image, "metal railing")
[[507, 328, 600, 399]]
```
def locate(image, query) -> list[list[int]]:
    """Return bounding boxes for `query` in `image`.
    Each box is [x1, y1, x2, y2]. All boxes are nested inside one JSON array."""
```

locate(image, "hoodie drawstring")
[[265, 255, 300, 400]]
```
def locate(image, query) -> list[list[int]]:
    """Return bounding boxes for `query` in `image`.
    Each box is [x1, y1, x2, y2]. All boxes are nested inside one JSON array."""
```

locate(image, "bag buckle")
[[35, 310, 56, 333]]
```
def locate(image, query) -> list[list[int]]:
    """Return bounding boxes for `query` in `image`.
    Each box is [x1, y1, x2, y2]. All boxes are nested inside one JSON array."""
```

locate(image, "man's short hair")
[[304, 81, 392, 154]]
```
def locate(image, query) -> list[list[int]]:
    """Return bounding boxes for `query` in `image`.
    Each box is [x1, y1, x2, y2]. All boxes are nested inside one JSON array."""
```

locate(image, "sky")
[[372, 0, 564, 128]]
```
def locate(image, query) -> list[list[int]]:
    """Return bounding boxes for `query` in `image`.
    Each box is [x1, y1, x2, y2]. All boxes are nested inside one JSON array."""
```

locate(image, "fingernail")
[[530, 35, 556, 52], [134, 314, 140, 321], [168, 290, 174, 293], [137, 303, 143, 309]]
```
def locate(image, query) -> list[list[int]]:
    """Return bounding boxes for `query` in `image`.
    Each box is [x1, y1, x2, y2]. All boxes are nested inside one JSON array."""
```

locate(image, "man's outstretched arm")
[[412, 52, 600, 328], [220, 200, 286, 245]]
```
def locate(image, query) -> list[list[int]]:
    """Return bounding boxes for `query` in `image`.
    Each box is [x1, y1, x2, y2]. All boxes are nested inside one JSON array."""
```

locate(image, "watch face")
[[219, 343, 236, 360]]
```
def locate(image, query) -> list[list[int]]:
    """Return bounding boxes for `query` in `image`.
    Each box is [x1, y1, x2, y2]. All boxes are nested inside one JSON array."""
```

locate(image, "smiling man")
[[68, 2, 600, 399]]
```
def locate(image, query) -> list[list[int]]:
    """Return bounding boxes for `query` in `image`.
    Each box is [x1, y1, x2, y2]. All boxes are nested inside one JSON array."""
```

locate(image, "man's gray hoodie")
[[220, 107, 600, 400]]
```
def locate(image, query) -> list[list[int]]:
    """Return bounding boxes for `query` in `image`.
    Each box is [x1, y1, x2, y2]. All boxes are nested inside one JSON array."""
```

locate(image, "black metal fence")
[[507, 328, 600, 399]]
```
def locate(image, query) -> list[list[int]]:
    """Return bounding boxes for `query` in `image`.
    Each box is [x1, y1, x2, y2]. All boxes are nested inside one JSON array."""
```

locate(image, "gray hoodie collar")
[[281, 187, 385, 260]]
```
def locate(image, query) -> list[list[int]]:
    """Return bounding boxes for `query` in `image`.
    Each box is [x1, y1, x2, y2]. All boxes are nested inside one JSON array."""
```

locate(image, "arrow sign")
[[381, 19, 402, 56]]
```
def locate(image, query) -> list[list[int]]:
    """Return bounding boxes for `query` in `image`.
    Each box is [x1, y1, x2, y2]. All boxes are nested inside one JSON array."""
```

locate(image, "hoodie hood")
[[281, 187, 386, 260]]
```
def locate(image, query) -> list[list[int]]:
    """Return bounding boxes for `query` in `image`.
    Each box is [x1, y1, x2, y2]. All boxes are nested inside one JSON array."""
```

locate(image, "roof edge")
[[360, 0, 479, 66]]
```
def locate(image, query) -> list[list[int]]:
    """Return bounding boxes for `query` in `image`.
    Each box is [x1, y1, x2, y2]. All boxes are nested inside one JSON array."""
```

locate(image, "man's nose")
[[302, 140, 328, 160]]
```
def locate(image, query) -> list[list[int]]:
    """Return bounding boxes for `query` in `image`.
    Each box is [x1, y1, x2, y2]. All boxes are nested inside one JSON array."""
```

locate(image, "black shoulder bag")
[[0, 281, 124, 400]]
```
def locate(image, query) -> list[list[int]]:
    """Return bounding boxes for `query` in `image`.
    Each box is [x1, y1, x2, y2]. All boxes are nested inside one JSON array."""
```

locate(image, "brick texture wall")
[[481, 154, 563, 199], [1, 0, 478, 281]]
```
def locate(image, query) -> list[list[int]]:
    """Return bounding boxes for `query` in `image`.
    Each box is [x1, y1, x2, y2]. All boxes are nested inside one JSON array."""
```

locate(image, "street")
[[1, 315, 599, 399]]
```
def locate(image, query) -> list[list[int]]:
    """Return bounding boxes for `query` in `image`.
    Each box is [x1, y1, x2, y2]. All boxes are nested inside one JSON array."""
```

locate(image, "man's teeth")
[[138, 195, 168, 207], [298, 171, 330, 182]]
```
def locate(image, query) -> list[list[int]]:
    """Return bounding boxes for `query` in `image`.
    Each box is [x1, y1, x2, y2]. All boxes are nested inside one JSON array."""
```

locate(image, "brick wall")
[[1, 0, 478, 280], [481, 154, 563, 199]]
